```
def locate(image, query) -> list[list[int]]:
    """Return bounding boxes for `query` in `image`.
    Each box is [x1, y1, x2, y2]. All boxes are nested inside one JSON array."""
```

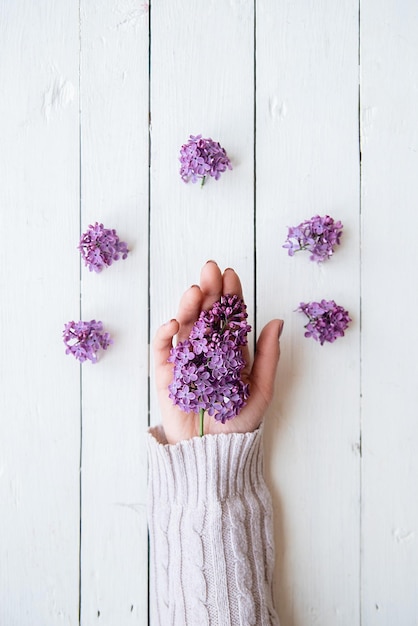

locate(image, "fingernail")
[[206, 259, 217, 265], [190, 284, 199, 289], [278, 320, 284, 339]]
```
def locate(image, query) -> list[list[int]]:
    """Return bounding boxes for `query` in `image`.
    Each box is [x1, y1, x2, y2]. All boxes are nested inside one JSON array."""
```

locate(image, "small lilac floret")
[[168, 294, 251, 423], [283, 215, 343, 262], [179, 134, 232, 185], [79, 222, 129, 272], [297, 300, 351, 345], [63, 320, 113, 363]]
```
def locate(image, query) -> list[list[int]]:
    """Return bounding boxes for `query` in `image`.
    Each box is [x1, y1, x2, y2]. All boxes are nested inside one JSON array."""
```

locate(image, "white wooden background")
[[1, 1, 417, 625]]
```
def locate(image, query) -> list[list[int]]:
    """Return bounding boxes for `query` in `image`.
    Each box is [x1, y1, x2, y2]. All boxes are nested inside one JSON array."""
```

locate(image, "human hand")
[[153, 261, 283, 444]]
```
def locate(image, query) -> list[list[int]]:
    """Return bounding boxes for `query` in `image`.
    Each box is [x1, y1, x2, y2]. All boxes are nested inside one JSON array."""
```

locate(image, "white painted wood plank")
[[79, 1, 150, 623], [361, 2, 418, 623], [0, 3, 80, 625], [256, 2, 361, 624], [149, 0, 256, 425]]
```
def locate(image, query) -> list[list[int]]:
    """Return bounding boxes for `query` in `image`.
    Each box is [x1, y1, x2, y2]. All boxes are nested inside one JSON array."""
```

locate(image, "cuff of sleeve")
[[147, 426, 265, 507]]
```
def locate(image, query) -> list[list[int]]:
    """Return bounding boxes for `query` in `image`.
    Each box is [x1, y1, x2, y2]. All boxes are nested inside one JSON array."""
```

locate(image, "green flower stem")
[[200, 176, 206, 188], [199, 408, 205, 437]]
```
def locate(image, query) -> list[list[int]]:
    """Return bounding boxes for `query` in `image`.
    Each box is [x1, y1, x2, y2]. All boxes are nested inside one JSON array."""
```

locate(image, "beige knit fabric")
[[148, 426, 279, 625]]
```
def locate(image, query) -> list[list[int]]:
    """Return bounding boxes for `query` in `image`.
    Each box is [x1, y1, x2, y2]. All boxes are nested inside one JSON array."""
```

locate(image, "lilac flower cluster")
[[79, 222, 129, 273], [63, 320, 112, 363], [179, 134, 232, 185], [297, 300, 351, 345], [168, 294, 251, 423], [283, 215, 343, 262]]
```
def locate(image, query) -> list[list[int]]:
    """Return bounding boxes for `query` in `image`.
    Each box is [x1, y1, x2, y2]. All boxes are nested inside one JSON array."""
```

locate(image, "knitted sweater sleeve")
[[147, 425, 280, 626]]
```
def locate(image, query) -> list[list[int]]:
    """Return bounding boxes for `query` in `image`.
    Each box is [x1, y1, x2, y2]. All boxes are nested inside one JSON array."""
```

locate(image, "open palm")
[[153, 261, 283, 444]]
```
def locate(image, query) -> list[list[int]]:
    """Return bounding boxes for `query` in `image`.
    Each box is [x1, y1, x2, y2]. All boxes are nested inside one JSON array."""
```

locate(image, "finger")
[[176, 285, 203, 343], [250, 319, 284, 406], [200, 260, 223, 311], [222, 267, 243, 298], [153, 318, 179, 377]]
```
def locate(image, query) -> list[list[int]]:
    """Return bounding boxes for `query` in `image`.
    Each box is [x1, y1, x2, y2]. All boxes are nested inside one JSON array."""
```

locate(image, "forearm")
[[147, 426, 279, 626]]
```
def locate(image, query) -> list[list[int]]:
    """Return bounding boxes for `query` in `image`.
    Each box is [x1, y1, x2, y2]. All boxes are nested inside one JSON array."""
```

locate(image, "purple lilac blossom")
[[63, 320, 112, 363], [283, 215, 343, 262], [79, 222, 129, 272], [179, 134, 232, 184], [297, 300, 351, 345], [168, 294, 251, 423]]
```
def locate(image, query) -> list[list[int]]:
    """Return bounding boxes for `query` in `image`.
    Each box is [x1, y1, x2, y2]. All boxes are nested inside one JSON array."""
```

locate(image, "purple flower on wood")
[[63, 320, 112, 363], [179, 134, 232, 186], [79, 222, 129, 272], [297, 300, 351, 345], [168, 294, 251, 424], [283, 215, 343, 262]]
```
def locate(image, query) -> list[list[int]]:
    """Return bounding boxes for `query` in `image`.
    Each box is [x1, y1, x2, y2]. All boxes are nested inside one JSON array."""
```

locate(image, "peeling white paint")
[[393, 528, 415, 544], [361, 106, 377, 142], [42, 76, 75, 122], [269, 96, 287, 122], [116, 3, 149, 29]]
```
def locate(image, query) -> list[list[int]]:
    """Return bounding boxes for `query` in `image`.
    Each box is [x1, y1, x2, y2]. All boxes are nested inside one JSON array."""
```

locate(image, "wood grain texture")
[[0, 2, 81, 625], [79, 1, 150, 623], [361, 1, 418, 624]]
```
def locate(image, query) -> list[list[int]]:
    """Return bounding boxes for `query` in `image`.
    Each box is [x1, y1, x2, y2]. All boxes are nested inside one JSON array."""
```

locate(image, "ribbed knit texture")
[[148, 426, 280, 626]]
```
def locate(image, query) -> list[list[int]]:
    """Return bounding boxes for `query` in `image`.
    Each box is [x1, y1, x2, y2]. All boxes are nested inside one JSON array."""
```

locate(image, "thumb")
[[250, 319, 284, 406]]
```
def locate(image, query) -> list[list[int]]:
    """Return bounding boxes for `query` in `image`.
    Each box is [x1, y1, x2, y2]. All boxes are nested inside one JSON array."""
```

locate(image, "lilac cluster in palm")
[[283, 215, 343, 262], [179, 134, 232, 185], [168, 294, 251, 424], [63, 320, 112, 363], [297, 300, 351, 345], [79, 222, 129, 272]]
